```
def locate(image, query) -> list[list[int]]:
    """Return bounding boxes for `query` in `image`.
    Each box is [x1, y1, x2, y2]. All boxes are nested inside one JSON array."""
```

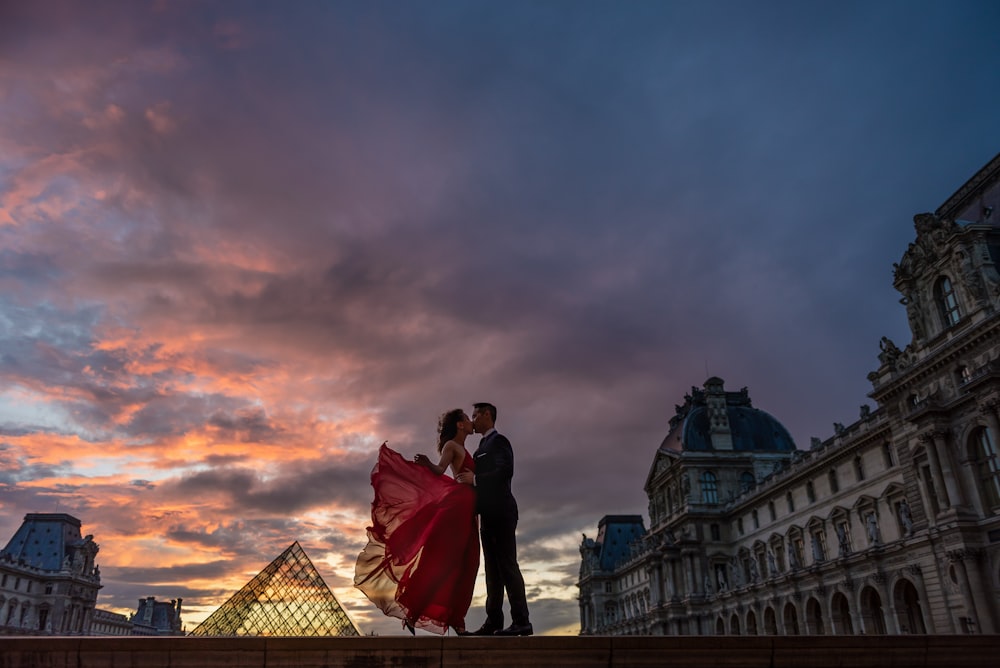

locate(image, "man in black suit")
[[456, 402, 532, 636]]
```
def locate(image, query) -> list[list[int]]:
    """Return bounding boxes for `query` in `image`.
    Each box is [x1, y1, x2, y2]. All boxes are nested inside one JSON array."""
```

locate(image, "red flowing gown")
[[355, 443, 480, 634]]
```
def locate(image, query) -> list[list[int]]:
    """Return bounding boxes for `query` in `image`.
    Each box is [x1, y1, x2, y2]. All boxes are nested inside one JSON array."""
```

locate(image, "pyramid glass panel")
[[190, 541, 360, 636]]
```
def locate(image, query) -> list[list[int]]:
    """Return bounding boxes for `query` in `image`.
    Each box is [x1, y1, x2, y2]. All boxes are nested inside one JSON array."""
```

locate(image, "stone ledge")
[[0, 635, 998, 668]]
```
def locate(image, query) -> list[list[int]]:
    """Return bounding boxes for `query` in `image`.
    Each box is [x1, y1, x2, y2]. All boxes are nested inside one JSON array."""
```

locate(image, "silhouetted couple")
[[354, 402, 532, 636]]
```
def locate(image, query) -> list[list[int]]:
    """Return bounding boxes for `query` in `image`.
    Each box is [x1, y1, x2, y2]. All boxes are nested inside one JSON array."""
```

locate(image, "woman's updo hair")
[[437, 408, 465, 453]]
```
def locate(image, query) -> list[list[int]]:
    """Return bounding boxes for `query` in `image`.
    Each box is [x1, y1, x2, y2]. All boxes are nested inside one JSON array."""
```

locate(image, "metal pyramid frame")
[[190, 541, 360, 636]]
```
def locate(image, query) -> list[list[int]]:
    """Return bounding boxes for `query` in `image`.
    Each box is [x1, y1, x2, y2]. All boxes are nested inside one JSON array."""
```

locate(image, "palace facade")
[[578, 153, 1000, 635], [0, 513, 102, 635]]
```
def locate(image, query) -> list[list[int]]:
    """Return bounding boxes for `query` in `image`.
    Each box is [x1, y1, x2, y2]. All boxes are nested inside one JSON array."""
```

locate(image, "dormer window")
[[935, 276, 961, 327]]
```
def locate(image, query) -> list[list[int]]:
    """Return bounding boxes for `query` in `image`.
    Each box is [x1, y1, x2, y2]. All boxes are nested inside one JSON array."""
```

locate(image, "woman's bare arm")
[[414, 441, 461, 476]]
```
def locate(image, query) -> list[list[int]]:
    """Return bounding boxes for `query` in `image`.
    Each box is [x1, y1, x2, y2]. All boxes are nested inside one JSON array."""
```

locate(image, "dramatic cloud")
[[1, 0, 999, 635]]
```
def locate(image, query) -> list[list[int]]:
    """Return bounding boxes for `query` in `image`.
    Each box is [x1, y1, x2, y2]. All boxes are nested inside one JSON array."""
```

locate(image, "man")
[[455, 402, 532, 636]]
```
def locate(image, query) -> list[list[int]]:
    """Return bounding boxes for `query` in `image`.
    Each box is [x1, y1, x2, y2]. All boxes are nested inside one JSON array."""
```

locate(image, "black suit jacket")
[[473, 431, 518, 521]]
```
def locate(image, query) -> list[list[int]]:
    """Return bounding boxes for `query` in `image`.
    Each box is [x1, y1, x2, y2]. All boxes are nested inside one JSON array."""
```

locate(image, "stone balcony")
[[1, 635, 998, 667]]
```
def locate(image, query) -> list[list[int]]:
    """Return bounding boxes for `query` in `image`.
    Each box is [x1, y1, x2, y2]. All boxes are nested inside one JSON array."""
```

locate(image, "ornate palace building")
[[0, 513, 102, 635], [579, 152, 1000, 636]]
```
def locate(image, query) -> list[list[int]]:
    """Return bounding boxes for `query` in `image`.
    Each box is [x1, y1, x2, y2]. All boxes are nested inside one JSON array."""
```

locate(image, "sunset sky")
[[2, 1, 1000, 636]]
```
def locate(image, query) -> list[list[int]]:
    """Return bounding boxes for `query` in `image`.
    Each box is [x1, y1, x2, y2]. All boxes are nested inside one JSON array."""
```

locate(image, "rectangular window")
[[752, 510, 760, 529], [883, 443, 895, 468], [786, 491, 795, 513], [811, 531, 826, 562], [835, 521, 852, 556], [768, 501, 776, 521], [854, 455, 865, 481]]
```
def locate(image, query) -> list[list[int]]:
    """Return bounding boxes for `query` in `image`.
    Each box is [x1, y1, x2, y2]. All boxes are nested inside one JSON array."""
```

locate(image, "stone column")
[[920, 433, 952, 510], [981, 400, 1000, 441], [873, 572, 901, 634], [904, 565, 933, 633], [844, 581, 863, 634], [914, 463, 939, 528], [949, 550, 982, 633], [666, 558, 678, 601], [960, 549, 996, 633], [683, 552, 695, 598], [931, 429, 969, 509], [649, 562, 663, 607], [693, 554, 705, 595]]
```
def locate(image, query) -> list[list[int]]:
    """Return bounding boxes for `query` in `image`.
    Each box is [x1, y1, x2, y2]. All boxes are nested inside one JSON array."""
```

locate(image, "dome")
[[659, 378, 797, 453]]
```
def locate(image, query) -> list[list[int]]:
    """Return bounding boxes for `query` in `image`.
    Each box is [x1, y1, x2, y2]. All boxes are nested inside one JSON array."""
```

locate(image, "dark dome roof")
[[681, 404, 796, 452], [659, 379, 797, 453]]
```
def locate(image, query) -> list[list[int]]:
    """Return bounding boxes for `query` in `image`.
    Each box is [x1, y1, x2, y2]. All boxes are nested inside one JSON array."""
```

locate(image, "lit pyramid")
[[190, 541, 361, 636]]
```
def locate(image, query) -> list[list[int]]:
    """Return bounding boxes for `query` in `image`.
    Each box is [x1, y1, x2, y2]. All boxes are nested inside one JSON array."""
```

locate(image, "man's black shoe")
[[467, 623, 500, 636], [494, 623, 533, 636]]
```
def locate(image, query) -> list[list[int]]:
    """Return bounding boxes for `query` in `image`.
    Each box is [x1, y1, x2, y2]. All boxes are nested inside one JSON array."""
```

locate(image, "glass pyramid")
[[190, 541, 361, 636]]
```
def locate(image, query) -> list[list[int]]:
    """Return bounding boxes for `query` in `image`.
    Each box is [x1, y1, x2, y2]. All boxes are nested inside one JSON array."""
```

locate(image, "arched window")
[[831, 593, 853, 634], [935, 276, 961, 327], [700, 471, 719, 505], [860, 586, 887, 634], [969, 427, 1000, 510], [763, 607, 778, 635], [893, 579, 927, 634], [740, 471, 755, 493]]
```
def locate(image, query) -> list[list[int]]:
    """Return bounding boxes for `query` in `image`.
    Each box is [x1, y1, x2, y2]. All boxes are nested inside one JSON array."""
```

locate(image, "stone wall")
[[1, 635, 998, 668]]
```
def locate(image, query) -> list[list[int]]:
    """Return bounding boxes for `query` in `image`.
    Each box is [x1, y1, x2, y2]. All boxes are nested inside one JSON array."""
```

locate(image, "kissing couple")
[[354, 402, 532, 636]]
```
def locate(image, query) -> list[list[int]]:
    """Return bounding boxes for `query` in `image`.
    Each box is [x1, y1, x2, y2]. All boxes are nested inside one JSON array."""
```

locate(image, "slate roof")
[[595, 515, 646, 571], [1, 513, 84, 572]]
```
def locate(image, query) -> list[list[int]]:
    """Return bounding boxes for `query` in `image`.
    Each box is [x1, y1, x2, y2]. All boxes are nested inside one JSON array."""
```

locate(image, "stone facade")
[[91, 608, 133, 636], [130, 596, 184, 635], [0, 513, 102, 635], [579, 153, 1000, 636]]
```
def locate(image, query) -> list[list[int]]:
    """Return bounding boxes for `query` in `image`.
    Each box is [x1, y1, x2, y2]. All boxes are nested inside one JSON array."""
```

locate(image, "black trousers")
[[480, 513, 529, 627]]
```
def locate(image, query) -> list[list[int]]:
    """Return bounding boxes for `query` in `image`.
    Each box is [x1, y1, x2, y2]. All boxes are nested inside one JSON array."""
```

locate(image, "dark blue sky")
[[1, 0, 999, 635]]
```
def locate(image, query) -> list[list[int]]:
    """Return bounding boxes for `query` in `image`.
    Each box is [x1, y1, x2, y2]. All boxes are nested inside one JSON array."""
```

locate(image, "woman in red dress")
[[354, 409, 479, 635]]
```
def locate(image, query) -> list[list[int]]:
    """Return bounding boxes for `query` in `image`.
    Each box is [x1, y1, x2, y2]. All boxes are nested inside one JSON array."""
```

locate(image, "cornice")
[[869, 314, 1000, 402], [936, 152, 1000, 219]]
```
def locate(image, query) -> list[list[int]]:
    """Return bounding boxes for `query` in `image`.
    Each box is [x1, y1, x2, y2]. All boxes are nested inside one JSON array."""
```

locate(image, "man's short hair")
[[473, 402, 497, 423]]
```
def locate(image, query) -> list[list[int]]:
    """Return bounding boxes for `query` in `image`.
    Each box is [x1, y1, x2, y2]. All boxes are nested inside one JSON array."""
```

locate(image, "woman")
[[354, 409, 479, 635]]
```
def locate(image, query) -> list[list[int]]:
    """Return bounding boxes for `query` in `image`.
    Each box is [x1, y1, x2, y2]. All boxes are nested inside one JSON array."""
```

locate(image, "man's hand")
[[455, 472, 474, 486]]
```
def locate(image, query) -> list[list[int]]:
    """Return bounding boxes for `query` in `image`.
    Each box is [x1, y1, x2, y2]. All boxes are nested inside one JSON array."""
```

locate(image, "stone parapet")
[[1, 635, 998, 668]]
